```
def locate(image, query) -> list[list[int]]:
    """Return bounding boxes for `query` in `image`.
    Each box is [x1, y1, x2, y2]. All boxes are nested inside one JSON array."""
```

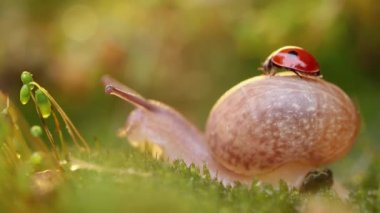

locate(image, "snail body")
[[103, 72, 360, 188]]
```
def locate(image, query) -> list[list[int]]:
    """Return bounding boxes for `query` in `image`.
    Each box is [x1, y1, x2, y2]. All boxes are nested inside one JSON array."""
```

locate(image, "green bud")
[[20, 84, 31, 105], [29, 152, 43, 166], [35, 89, 51, 119], [30, 125, 43, 137], [21, 71, 33, 85]]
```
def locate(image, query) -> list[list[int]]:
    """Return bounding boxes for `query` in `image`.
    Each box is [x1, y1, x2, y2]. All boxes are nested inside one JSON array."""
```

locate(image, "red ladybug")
[[260, 46, 321, 77]]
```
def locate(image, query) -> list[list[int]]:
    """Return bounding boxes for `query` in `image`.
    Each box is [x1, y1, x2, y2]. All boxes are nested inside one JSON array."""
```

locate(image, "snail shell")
[[206, 73, 360, 177]]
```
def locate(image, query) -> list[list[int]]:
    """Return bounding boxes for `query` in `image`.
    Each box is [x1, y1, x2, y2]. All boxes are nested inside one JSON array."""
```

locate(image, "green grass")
[[0, 143, 300, 213], [3, 142, 378, 213]]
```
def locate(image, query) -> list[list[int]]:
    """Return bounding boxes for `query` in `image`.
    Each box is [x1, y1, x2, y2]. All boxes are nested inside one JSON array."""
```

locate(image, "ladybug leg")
[[259, 60, 276, 76], [258, 67, 274, 76], [269, 69, 277, 76], [292, 70, 303, 79], [267, 62, 277, 76]]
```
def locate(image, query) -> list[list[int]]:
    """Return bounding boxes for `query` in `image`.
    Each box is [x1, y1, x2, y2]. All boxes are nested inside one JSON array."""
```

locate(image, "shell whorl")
[[205, 74, 360, 176]]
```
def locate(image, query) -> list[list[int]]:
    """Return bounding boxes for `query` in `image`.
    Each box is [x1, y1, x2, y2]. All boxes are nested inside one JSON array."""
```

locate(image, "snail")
[[102, 71, 360, 189]]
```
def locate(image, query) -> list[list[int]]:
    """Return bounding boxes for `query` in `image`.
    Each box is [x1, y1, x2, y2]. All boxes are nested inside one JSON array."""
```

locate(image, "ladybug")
[[260, 46, 321, 77]]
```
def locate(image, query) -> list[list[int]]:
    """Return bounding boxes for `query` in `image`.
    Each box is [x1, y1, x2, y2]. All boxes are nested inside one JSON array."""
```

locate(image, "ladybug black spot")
[[288, 50, 298, 56]]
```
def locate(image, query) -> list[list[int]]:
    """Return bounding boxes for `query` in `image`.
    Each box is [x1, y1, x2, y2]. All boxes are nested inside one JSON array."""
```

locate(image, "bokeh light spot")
[[61, 5, 98, 42]]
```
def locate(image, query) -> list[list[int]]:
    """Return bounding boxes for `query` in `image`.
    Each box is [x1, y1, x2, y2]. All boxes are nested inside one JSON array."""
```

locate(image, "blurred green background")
[[0, 0, 379, 166]]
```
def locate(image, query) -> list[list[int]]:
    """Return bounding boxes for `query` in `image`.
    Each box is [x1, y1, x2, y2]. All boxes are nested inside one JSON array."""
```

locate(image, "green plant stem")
[[30, 94, 61, 165], [29, 82, 90, 152], [52, 110, 69, 162]]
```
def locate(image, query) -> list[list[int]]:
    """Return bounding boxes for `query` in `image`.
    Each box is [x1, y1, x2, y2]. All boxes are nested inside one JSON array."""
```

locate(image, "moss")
[[0, 143, 372, 213]]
